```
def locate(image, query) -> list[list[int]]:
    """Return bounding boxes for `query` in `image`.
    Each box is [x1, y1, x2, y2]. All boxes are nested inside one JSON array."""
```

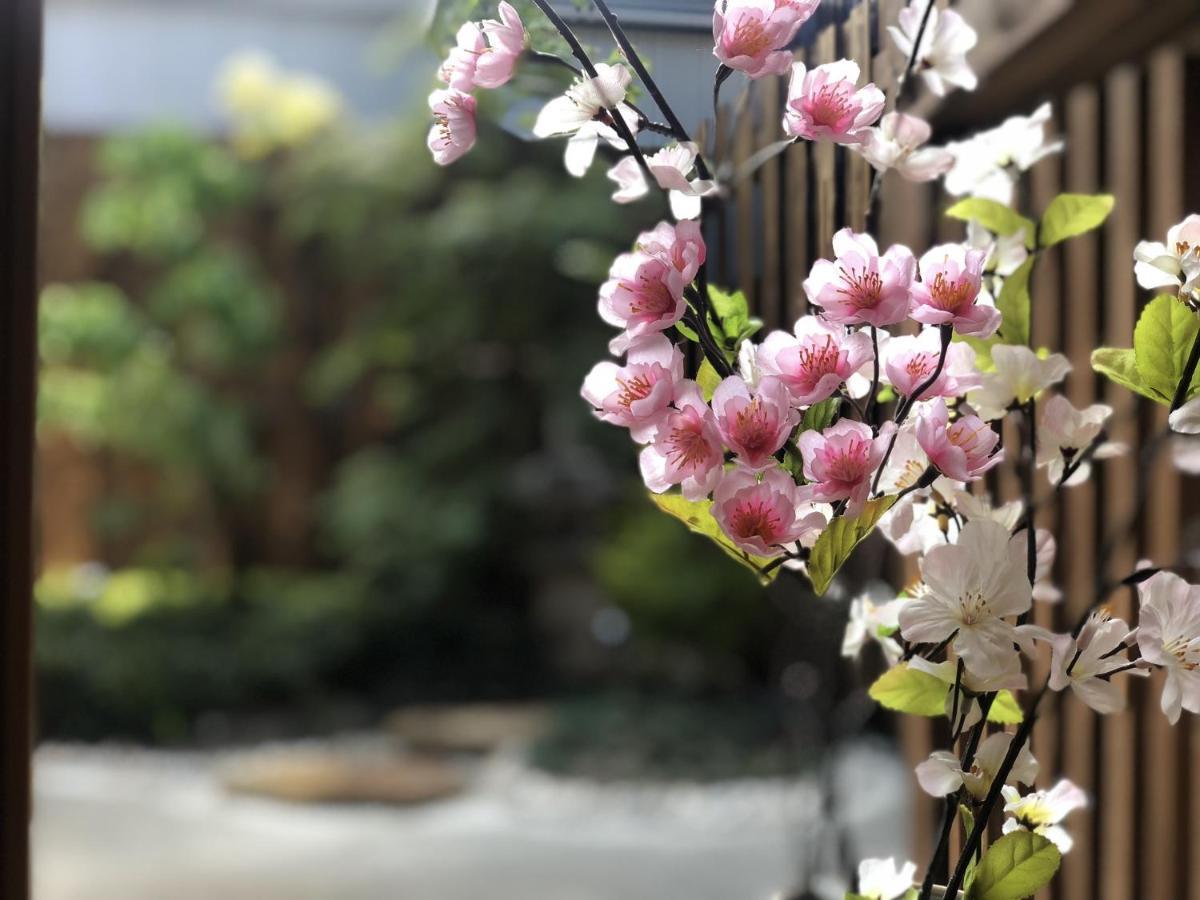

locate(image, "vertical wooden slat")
[[733, 86, 757, 306], [1141, 45, 1186, 900], [1058, 82, 1101, 900], [813, 27, 838, 255], [1029, 138, 1062, 815], [786, 135, 810, 320], [1098, 65, 1141, 900], [758, 77, 782, 328], [844, 4, 872, 232], [0, 0, 41, 895]]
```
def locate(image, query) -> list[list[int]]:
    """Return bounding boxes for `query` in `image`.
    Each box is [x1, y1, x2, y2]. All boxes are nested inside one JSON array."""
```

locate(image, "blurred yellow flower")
[[216, 51, 342, 158]]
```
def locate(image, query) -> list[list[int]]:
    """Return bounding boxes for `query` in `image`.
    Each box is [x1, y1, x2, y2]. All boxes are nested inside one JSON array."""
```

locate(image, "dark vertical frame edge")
[[0, 0, 41, 895]]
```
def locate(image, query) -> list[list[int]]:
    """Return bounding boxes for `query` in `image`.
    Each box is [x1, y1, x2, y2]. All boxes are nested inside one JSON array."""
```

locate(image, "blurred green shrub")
[[37, 58, 780, 743]]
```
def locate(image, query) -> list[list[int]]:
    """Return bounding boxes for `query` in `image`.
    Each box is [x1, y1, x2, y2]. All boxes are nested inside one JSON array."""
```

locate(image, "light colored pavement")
[[33, 741, 909, 900]]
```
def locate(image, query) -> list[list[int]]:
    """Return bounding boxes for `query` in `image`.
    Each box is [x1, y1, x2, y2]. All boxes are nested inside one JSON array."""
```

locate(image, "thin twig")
[[527, 0, 654, 182], [589, 0, 712, 180], [1170, 326, 1200, 412]]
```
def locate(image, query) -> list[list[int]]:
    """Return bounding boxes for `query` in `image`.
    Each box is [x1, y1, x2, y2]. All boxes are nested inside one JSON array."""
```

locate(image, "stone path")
[[33, 740, 909, 900]]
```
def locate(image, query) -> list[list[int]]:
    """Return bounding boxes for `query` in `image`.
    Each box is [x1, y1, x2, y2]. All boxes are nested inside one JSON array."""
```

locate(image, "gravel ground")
[[33, 740, 909, 900]]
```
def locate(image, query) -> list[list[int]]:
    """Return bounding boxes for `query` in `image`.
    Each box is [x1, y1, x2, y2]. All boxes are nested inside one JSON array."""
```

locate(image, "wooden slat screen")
[[701, 9, 1200, 898]]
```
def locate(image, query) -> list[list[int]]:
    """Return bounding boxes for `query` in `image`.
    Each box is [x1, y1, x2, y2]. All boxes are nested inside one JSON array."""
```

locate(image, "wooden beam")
[[932, 0, 1199, 133], [0, 0, 41, 895]]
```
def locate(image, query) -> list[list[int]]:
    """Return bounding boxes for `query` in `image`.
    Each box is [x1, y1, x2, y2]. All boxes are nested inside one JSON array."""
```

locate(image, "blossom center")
[[629, 274, 675, 316], [733, 399, 775, 453], [928, 270, 975, 312], [615, 372, 654, 410], [806, 83, 855, 128], [825, 439, 871, 482], [797, 336, 843, 378], [836, 265, 884, 309], [666, 420, 709, 470], [729, 497, 784, 543], [956, 588, 991, 626], [1163, 633, 1200, 670], [948, 418, 990, 456], [730, 18, 772, 57]]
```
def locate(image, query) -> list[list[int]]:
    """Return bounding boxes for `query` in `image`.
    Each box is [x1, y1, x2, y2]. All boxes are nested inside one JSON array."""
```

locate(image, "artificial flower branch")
[[430, 4, 1200, 898]]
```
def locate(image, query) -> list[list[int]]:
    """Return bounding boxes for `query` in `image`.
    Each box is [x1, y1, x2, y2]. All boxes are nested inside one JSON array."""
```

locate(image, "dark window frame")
[[0, 0, 41, 895]]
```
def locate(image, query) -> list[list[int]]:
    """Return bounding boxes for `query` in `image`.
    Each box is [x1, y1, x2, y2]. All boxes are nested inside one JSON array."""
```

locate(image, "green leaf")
[[674, 321, 700, 343], [1090, 347, 1166, 403], [800, 397, 840, 433], [968, 831, 1061, 900], [807, 496, 897, 595], [647, 492, 780, 585], [996, 258, 1034, 346], [1039, 193, 1114, 248], [988, 690, 1024, 725], [945, 198, 1036, 250], [1133, 293, 1200, 404], [868, 663, 949, 717], [696, 359, 721, 402], [706, 286, 761, 356]]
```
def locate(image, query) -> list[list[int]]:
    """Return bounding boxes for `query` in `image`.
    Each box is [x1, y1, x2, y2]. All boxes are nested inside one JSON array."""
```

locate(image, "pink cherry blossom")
[[915, 398, 1003, 482], [712, 466, 827, 558], [580, 335, 684, 443], [783, 59, 885, 145], [438, 21, 488, 92], [598, 251, 687, 350], [909, 243, 999, 337], [712, 375, 799, 470], [883, 330, 981, 400], [640, 382, 725, 500], [796, 420, 894, 516], [755, 316, 874, 406], [712, 1, 817, 80], [637, 219, 707, 284], [474, 2, 527, 89], [803, 229, 914, 326], [427, 89, 478, 166]]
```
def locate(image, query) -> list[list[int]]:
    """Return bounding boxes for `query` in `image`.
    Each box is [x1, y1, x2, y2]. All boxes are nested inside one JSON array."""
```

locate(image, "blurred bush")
[[36, 57, 790, 746]]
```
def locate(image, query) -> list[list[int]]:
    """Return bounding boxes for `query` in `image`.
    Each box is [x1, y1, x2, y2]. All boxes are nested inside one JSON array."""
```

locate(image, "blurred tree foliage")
[[36, 74, 783, 743]]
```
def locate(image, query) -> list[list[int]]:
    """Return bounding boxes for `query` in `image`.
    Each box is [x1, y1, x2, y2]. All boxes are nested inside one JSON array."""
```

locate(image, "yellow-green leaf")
[[807, 496, 897, 595], [1039, 193, 1114, 248], [988, 690, 1024, 725], [1091, 346, 1165, 403], [969, 831, 1061, 900], [647, 492, 780, 585], [945, 198, 1036, 250], [868, 663, 949, 717], [1133, 293, 1200, 404], [996, 257, 1034, 346], [696, 358, 721, 401]]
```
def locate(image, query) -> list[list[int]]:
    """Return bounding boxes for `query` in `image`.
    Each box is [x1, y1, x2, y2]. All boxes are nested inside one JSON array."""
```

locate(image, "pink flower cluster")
[[804, 228, 999, 339], [580, 217, 1014, 555], [429, 2, 526, 165]]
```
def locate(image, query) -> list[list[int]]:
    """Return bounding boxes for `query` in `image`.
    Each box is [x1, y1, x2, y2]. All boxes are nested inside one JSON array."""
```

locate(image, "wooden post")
[[0, 0, 42, 895]]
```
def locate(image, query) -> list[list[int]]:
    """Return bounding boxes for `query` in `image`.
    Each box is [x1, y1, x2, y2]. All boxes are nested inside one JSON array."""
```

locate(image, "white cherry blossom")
[[967, 345, 1071, 421], [1137, 571, 1200, 724], [888, 0, 978, 97], [1002, 779, 1088, 853], [944, 103, 1063, 204], [899, 520, 1032, 679], [1133, 214, 1200, 303]]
